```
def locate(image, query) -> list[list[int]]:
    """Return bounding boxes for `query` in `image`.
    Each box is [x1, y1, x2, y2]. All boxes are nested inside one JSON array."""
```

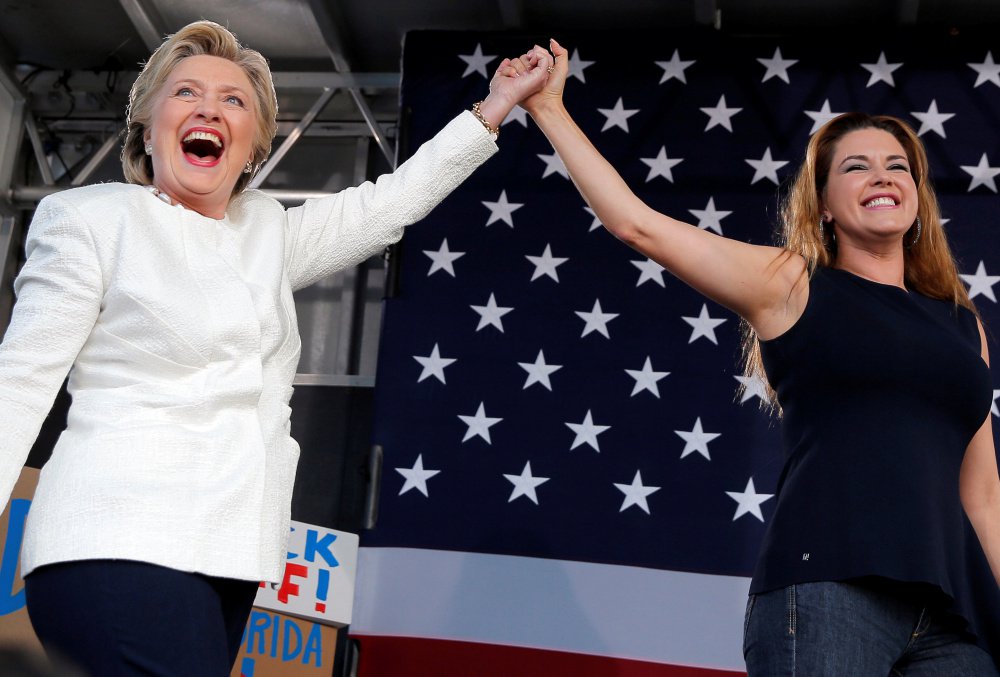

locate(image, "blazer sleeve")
[[284, 110, 498, 291], [0, 194, 103, 511]]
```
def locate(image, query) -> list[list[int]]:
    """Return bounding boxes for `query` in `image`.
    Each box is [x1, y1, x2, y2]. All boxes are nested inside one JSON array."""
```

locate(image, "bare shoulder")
[[747, 248, 810, 341], [975, 314, 990, 366]]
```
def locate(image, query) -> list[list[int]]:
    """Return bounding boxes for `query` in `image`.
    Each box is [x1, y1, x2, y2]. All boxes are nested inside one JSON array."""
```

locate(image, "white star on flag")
[[745, 147, 789, 185], [504, 461, 550, 504], [757, 47, 797, 83], [518, 350, 563, 391], [631, 258, 666, 287], [805, 100, 843, 134], [968, 51, 1000, 88], [598, 98, 640, 132], [458, 402, 503, 444], [683, 303, 728, 344], [567, 49, 595, 82], [689, 197, 732, 235], [413, 343, 456, 384], [655, 50, 695, 84], [960, 154, 1000, 192], [625, 357, 670, 398], [458, 43, 496, 78], [538, 152, 569, 179], [470, 293, 514, 332], [911, 100, 954, 138], [675, 417, 721, 460], [502, 106, 528, 127], [726, 477, 774, 522], [735, 374, 771, 404], [396, 454, 440, 497], [700, 95, 742, 132], [565, 410, 611, 452], [423, 238, 465, 276], [614, 470, 661, 514], [526, 244, 568, 282], [992, 390, 1000, 417], [584, 206, 603, 232], [575, 299, 619, 338], [482, 190, 524, 227], [960, 261, 1000, 302], [861, 51, 902, 87], [640, 147, 684, 182]]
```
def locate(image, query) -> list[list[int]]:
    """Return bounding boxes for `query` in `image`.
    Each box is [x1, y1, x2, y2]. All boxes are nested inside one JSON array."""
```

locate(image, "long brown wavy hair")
[[741, 112, 976, 411]]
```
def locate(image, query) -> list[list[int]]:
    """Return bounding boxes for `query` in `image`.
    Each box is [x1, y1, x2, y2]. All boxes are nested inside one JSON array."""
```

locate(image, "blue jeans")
[[743, 580, 999, 676]]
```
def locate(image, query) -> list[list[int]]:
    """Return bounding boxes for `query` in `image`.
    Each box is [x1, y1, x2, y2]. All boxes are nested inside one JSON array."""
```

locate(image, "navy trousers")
[[25, 559, 259, 677]]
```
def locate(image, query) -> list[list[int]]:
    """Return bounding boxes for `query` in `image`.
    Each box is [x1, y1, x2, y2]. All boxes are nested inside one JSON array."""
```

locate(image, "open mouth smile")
[[181, 128, 225, 166], [863, 196, 898, 208]]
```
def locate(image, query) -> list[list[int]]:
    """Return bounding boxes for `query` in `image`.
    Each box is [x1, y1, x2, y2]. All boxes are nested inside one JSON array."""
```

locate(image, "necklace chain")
[[145, 185, 180, 207]]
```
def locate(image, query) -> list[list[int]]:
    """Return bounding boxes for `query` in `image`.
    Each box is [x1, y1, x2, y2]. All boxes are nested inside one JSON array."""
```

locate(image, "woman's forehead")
[[833, 128, 906, 157], [166, 54, 253, 90]]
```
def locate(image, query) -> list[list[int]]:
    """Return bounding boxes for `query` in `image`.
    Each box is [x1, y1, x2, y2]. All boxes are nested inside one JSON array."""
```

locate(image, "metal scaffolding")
[[0, 6, 402, 382]]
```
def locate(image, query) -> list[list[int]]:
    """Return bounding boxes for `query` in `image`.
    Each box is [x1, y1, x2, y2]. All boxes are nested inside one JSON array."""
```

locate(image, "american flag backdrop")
[[349, 28, 1000, 676]]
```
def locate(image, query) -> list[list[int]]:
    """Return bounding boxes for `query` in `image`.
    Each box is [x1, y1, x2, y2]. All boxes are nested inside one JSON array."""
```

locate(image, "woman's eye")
[[225, 95, 245, 107], [176, 87, 195, 97], [890, 163, 909, 171]]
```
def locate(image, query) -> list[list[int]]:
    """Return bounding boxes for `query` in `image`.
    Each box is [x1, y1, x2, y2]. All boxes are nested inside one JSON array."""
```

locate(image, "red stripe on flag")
[[353, 635, 746, 677]]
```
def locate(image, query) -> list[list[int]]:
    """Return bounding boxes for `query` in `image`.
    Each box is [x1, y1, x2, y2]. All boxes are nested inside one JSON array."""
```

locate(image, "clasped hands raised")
[[478, 39, 571, 129]]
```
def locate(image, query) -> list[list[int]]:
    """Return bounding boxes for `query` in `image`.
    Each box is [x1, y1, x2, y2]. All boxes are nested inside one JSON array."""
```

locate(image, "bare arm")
[[961, 320, 1000, 589], [521, 40, 806, 339]]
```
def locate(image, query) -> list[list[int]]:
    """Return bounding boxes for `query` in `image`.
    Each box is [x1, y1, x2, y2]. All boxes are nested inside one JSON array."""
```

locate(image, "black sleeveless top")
[[753, 266, 998, 651]]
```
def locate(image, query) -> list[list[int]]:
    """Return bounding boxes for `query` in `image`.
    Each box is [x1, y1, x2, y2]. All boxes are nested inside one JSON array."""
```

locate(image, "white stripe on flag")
[[351, 547, 750, 671]]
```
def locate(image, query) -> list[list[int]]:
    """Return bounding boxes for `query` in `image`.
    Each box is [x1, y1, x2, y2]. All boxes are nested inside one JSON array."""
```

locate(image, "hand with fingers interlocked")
[[475, 44, 553, 133]]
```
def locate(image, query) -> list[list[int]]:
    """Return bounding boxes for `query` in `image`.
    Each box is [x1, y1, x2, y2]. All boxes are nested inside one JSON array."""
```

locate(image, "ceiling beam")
[[307, 0, 395, 167], [497, 0, 524, 28], [23, 115, 56, 186], [0, 45, 27, 216], [693, 0, 720, 28], [70, 127, 125, 187], [116, 0, 167, 53], [896, 0, 921, 23], [15, 68, 400, 94], [249, 88, 337, 189]]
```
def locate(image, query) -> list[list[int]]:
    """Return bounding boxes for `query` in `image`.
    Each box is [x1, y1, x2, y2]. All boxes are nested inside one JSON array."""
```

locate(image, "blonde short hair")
[[121, 20, 278, 195]]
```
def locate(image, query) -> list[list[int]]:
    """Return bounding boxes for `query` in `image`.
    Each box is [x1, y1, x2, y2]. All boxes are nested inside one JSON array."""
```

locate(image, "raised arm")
[[521, 39, 806, 340], [284, 46, 553, 290]]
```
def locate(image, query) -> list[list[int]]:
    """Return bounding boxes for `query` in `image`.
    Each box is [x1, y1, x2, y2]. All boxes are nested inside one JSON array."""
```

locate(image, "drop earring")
[[905, 216, 922, 249]]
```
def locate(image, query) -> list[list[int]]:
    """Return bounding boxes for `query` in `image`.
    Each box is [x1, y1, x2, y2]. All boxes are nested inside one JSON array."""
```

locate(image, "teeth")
[[182, 131, 223, 147], [864, 196, 895, 208]]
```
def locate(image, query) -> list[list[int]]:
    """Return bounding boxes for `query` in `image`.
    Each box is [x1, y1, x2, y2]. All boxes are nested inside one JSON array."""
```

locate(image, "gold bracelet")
[[471, 101, 499, 138]]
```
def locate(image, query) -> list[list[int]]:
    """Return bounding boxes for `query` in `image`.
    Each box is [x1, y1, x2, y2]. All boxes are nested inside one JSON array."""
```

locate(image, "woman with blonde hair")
[[513, 39, 1000, 675], [0, 20, 551, 675]]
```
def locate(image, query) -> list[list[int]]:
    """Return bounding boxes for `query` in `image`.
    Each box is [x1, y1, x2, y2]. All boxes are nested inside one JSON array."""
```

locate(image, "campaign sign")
[[254, 521, 359, 627], [0, 467, 44, 658], [232, 609, 338, 677]]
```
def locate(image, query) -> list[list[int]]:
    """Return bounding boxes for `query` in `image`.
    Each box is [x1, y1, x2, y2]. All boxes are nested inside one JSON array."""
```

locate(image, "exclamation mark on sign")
[[315, 569, 330, 613]]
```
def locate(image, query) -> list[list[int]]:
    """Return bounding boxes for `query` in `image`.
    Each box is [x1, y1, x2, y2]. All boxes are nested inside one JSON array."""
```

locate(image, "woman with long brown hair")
[[511, 38, 1000, 675]]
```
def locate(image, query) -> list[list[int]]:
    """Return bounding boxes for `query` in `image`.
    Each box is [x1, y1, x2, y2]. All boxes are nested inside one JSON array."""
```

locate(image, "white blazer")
[[0, 111, 496, 583]]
